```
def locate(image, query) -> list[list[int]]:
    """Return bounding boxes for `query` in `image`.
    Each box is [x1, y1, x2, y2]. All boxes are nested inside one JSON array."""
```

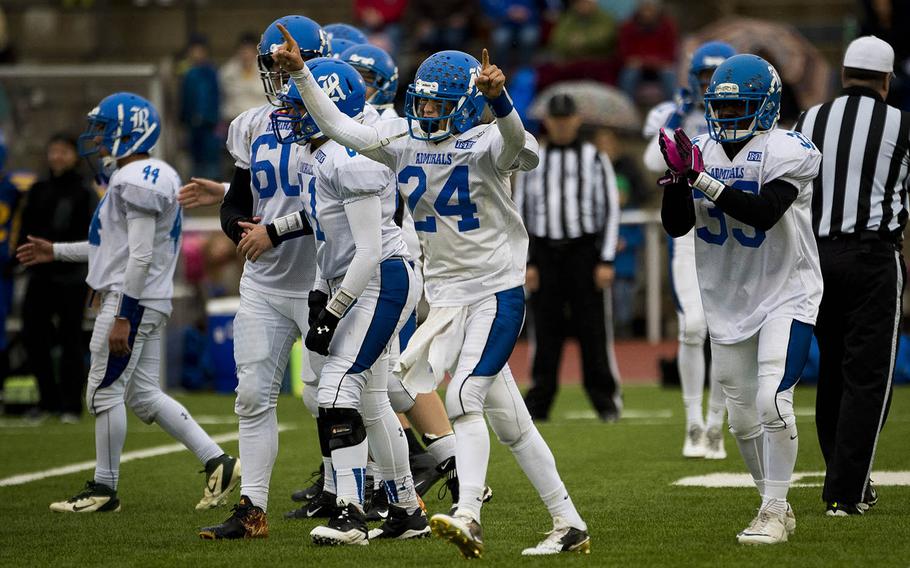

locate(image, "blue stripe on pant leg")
[[779, 320, 814, 393], [470, 286, 526, 377], [347, 258, 410, 374], [398, 311, 417, 351], [99, 306, 146, 389]]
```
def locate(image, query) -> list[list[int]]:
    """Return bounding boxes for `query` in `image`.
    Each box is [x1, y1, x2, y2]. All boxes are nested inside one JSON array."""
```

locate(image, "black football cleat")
[[826, 501, 867, 516], [50, 481, 121, 513], [311, 502, 369, 546], [365, 483, 390, 522], [199, 495, 268, 539], [291, 463, 324, 503], [411, 452, 444, 497], [285, 490, 340, 519], [368, 505, 431, 540]]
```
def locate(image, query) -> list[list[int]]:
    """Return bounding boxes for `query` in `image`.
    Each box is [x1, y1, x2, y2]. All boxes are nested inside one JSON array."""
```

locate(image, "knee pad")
[[387, 377, 416, 414], [234, 369, 276, 418], [757, 384, 794, 432], [725, 398, 761, 440], [126, 389, 165, 424], [445, 374, 494, 421], [317, 407, 367, 454], [488, 412, 533, 448], [678, 310, 707, 345]]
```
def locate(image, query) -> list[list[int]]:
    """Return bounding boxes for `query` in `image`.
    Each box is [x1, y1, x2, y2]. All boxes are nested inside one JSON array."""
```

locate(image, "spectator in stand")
[[408, 0, 477, 54], [179, 35, 221, 180], [549, 0, 616, 61], [481, 0, 558, 70], [860, 0, 910, 109], [355, 0, 408, 53], [593, 125, 649, 207], [219, 33, 263, 122], [617, 0, 678, 103], [18, 134, 97, 423]]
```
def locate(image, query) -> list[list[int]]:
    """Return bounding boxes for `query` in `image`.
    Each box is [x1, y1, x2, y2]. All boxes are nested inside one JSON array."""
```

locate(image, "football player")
[[272, 27, 590, 557], [642, 41, 736, 460], [194, 15, 329, 540], [262, 59, 424, 544], [341, 44, 399, 120], [17, 93, 240, 514], [323, 22, 369, 45], [659, 54, 822, 544]]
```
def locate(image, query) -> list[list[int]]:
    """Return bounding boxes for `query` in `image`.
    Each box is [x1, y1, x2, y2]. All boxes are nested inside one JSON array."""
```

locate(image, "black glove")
[[305, 309, 340, 356], [307, 290, 329, 327]]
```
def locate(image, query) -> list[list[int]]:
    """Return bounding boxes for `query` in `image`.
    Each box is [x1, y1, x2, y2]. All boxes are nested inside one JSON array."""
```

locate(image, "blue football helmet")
[[270, 58, 366, 145], [78, 92, 161, 160], [704, 54, 781, 143], [259, 15, 330, 105], [323, 23, 368, 46], [340, 44, 398, 106], [405, 51, 486, 142], [330, 38, 358, 58], [688, 41, 736, 104]]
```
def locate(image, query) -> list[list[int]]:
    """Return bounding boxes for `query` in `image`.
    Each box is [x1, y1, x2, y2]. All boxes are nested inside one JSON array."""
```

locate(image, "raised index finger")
[[276, 22, 297, 49], [481, 48, 490, 69]]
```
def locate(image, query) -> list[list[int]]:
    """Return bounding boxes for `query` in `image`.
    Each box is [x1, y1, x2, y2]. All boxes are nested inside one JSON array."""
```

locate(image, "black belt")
[[536, 234, 598, 248], [817, 231, 901, 245]]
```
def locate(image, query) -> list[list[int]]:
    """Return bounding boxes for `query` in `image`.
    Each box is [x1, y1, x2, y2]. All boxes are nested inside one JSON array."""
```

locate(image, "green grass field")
[[1, 384, 908, 567]]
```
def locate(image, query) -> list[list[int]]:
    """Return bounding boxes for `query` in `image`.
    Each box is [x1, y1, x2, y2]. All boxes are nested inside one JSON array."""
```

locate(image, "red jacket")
[[618, 15, 677, 67], [355, 0, 408, 25]]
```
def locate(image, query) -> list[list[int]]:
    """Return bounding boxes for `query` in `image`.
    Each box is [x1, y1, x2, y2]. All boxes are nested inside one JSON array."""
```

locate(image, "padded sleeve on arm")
[[220, 167, 253, 245], [713, 178, 799, 231], [53, 241, 90, 262]]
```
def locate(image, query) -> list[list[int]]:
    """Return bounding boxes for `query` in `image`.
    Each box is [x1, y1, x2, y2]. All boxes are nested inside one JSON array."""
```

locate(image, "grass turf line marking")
[[673, 470, 910, 488], [0, 424, 293, 488]]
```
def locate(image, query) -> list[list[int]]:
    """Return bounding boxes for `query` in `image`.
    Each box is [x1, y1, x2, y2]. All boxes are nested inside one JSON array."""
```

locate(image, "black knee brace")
[[317, 407, 367, 455]]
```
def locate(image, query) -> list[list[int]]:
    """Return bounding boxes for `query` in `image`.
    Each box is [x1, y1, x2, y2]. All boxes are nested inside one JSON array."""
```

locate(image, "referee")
[[796, 35, 909, 516], [513, 94, 623, 422]]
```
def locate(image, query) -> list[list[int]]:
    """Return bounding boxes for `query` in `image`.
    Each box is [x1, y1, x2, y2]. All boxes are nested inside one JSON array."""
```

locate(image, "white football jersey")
[[373, 104, 399, 120], [296, 140, 409, 280], [86, 158, 181, 316], [691, 128, 823, 344], [365, 117, 534, 307], [642, 101, 710, 173], [226, 104, 317, 297]]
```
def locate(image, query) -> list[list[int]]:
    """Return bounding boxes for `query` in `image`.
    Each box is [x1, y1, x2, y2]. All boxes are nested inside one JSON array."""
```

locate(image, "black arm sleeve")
[[714, 178, 799, 231], [661, 181, 696, 237], [264, 208, 313, 247], [220, 167, 253, 244]]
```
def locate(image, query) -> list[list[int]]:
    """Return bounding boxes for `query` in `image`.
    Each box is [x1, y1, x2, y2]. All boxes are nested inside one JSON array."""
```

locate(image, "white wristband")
[[692, 172, 726, 201], [273, 212, 305, 236], [326, 288, 357, 318]]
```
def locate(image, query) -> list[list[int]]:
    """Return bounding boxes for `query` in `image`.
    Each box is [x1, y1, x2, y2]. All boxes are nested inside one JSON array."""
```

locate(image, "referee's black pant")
[[814, 234, 904, 504], [524, 236, 620, 420]]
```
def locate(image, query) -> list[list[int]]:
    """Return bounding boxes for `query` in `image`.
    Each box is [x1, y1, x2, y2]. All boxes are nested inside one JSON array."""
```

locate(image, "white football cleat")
[[311, 502, 370, 546], [682, 425, 707, 458], [521, 516, 591, 556], [196, 454, 241, 510], [430, 512, 484, 559], [50, 481, 121, 513], [785, 503, 796, 534], [737, 502, 791, 545], [704, 425, 727, 459]]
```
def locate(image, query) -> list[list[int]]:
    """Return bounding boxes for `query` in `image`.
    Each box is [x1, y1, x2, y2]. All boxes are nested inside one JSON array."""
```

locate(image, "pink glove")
[[658, 127, 688, 175], [672, 128, 706, 182]]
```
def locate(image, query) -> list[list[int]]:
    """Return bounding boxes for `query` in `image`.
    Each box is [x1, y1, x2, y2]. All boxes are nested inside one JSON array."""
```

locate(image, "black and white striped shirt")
[[513, 140, 620, 262], [796, 86, 910, 238]]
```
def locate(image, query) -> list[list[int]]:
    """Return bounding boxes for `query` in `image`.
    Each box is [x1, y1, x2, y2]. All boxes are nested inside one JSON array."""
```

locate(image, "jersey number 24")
[[398, 165, 480, 233]]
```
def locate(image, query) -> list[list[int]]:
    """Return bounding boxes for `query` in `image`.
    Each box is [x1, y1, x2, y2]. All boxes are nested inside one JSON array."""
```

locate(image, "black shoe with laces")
[[826, 501, 866, 516], [199, 495, 268, 539], [863, 480, 878, 508], [285, 489, 339, 519], [310, 502, 369, 545], [368, 505, 431, 540], [49, 481, 121, 513], [365, 482, 389, 522], [411, 452, 444, 497], [437, 457, 493, 512], [290, 463, 324, 503]]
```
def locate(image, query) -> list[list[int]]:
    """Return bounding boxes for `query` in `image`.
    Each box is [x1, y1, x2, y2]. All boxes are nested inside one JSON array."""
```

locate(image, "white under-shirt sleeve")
[[338, 195, 383, 300], [53, 241, 90, 262], [122, 213, 156, 300]]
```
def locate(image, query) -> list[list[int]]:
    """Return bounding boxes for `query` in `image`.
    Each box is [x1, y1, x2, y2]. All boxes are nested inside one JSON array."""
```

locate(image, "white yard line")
[[0, 424, 293, 488], [673, 470, 910, 488]]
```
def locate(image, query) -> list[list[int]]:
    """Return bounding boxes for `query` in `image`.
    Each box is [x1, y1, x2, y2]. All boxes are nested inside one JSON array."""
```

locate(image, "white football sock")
[[424, 432, 456, 466], [735, 434, 766, 498], [706, 376, 726, 430], [365, 403, 418, 511], [332, 438, 368, 509], [322, 456, 336, 494], [154, 396, 223, 464], [678, 341, 706, 428], [763, 424, 797, 503], [238, 407, 278, 511], [511, 428, 586, 530], [452, 413, 489, 521], [94, 402, 127, 490]]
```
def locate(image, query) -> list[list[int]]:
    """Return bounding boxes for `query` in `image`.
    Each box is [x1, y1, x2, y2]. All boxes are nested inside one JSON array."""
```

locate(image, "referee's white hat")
[[843, 35, 894, 73]]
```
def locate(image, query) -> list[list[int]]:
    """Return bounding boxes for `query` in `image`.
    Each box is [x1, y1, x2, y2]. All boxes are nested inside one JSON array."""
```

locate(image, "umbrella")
[[684, 17, 832, 109], [530, 81, 641, 131]]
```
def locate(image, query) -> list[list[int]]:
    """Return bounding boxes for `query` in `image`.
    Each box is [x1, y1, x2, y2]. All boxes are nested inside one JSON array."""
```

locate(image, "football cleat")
[[863, 480, 878, 508], [785, 503, 796, 534], [368, 505, 431, 540], [50, 481, 121, 513], [430, 512, 484, 559], [290, 463, 324, 503], [682, 425, 708, 458], [285, 490, 340, 519], [196, 454, 241, 510], [737, 502, 790, 545], [198, 495, 268, 539], [826, 501, 867, 516], [704, 425, 727, 460], [521, 516, 591, 556], [365, 482, 389, 522], [311, 501, 370, 546]]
